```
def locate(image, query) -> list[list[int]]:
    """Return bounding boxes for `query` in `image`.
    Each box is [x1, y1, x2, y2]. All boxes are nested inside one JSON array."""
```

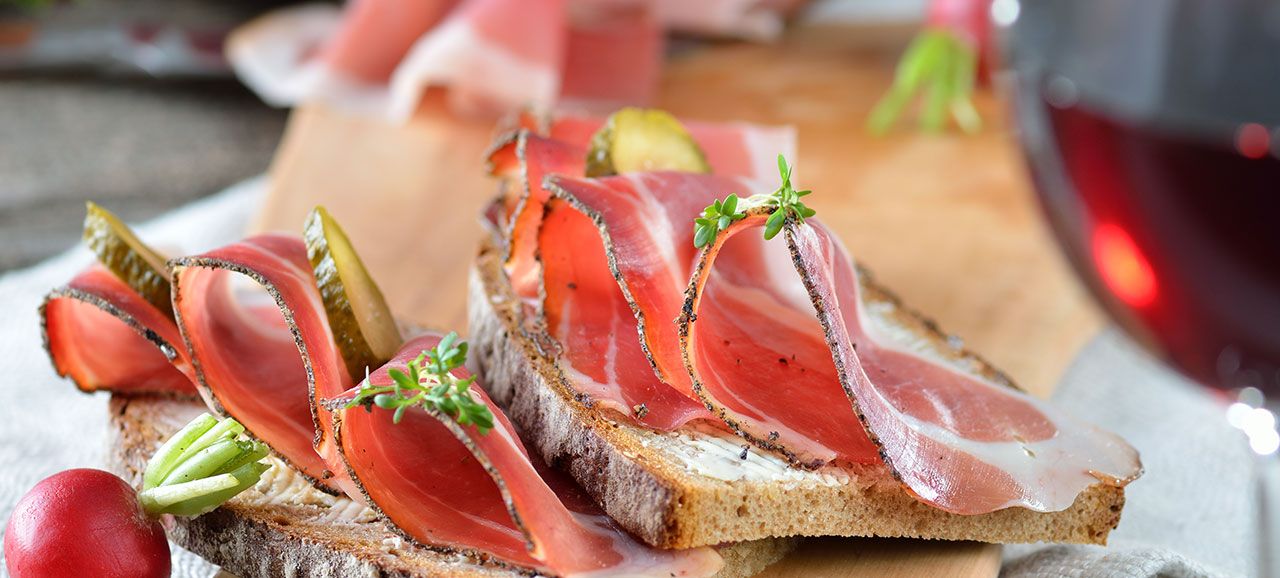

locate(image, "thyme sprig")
[[345, 332, 495, 434], [762, 155, 815, 241], [692, 154, 815, 248], [693, 193, 746, 248]]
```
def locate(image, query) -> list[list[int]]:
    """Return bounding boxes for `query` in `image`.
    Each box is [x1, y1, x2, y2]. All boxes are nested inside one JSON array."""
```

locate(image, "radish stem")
[[138, 414, 270, 517], [139, 474, 240, 511], [142, 413, 216, 490], [868, 30, 982, 135]]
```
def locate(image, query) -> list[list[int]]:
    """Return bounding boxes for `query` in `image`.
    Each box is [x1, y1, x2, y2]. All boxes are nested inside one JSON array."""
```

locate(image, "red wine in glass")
[[1033, 103, 1280, 394], [1008, 0, 1280, 400], [1007, 1, 1280, 570]]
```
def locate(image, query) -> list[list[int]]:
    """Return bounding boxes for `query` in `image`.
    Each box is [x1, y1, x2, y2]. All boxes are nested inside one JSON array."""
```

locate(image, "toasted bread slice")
[[106, 396, 795, 578], [467, 238, 1126, 551]]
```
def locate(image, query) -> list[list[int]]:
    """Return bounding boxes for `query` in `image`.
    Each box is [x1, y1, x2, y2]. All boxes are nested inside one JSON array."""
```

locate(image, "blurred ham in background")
[[225, 0, 811, 120], [0, 0, 925, 270]]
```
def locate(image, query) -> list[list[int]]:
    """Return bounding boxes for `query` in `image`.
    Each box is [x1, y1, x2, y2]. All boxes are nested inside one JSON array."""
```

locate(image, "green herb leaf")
[[344, 332, 496, 435], [693, 192, 747, 248], [761, 155, 816, 241], [693, 155, 816, 247], [764, 211, 786, 240]]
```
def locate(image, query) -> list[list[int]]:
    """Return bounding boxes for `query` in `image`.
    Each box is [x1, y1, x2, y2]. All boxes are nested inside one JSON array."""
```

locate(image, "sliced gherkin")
[[584, 108, 712, 178], [304, 206, 402, 382], [82, 201, 172, 316]]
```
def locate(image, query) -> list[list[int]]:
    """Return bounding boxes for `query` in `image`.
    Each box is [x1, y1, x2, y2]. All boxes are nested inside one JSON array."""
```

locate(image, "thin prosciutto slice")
[[536, 172, 869, 448], [319, 0, 460, 85], [558, 2, 664, 110], [171, 234, 353, 494], [490, 131, 587, 301], [41, 266, 195, 396], [227, 0, 814, 118], [539, 197, 712, 428], [226, 0, 669, 119], [333, 334, 723, 576], [540, 172, 755, 397], [489, 114, 795, 301], [680, 211, 1142, 513], [492, 143, 713, 427], [486, 118, 794, 429], [388, 0, 567, 118]]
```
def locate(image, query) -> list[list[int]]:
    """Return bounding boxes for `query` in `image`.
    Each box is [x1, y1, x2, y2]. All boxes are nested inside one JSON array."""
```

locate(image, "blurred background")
[[0, 0, 927, 271]]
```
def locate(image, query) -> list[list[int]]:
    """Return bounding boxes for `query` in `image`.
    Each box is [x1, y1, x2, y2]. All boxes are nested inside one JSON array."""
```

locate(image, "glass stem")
[[1260, 402, 1280, 578]]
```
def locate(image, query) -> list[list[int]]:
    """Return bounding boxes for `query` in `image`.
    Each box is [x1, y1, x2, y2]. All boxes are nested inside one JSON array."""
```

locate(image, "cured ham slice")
[[388, 0, 568, 119], [171, 234, 353, 494], [225, 5, 378, 113], [539, 198, 712, 428], [319, 0, 460, 84], [333, 334, 723, 576], [227, 0, 669, 119], [679, 211, 1142, 513], [42, 266, 194, 396], [489, 135, 711, 427], [228, 0, 812, 119], [558, 2, 664, 111], [491, 131, 587, 302], [486, 118, 794, 430], [540, 172, 757, 400], [489, 114, 795, 300]]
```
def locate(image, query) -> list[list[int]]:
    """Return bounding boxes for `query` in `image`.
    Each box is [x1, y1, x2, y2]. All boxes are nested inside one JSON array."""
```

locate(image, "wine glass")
[[1001, 0, 1280, 574]]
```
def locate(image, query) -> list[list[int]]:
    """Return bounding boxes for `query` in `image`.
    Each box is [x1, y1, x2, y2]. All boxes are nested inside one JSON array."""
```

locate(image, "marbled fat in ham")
[[334, 334, 723, 576], [494, 122, 1140, 514], [43, 231, 728, 575], [227, 0, 812, 119], [171, 234, 353, 495], [488, 115, 794, 430]]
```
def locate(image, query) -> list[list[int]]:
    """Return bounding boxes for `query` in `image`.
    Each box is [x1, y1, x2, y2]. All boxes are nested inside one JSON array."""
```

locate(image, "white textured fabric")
[[0, 178, 264, 578], [0, 178, 1263, 578], [1003, 330, 1262, 578]]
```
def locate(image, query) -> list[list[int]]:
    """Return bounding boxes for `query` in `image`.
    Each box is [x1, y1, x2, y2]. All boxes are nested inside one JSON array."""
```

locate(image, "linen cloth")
[[0, 178, 1263, 577]]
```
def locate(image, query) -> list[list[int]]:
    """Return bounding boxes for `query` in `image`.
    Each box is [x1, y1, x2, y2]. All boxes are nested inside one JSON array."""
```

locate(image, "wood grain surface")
[[252, 24, 1104, 578]]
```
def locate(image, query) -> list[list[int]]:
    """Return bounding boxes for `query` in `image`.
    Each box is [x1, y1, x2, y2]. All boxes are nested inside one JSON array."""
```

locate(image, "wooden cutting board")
[[252, 24, 1101, 578]]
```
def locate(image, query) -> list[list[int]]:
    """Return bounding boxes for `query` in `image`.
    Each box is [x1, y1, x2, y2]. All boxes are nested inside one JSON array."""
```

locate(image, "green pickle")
[[82, 202, 173, 316], [584, 108, 712, 177], [304, 207, 402, 382]]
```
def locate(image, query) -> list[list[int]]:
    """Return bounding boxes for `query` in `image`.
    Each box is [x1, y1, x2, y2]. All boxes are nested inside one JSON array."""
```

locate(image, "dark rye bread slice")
[[105, 395, 795, 578], [467, 238, 1126, 551]]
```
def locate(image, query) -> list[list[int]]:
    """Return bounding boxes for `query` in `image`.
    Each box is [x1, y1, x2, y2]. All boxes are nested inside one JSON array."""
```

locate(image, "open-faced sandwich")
[[42, 202, 788, 577], [34, 108, 1141, 578], [469, 108, 1143, 548]]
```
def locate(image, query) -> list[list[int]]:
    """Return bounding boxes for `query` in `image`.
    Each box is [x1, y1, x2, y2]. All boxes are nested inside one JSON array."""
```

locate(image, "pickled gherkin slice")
[[304, 206, 402, 381], [584, 108, 711, 177], [82, 202, 173, 316]]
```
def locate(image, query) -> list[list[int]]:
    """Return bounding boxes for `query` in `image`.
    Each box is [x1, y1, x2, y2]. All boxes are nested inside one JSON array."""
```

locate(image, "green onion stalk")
[[137, 413, 270, 517]]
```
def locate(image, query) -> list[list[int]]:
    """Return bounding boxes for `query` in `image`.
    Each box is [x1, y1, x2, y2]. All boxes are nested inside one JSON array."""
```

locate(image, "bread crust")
[[106, 395, 791, 578], [468, 239, 1126, 550]]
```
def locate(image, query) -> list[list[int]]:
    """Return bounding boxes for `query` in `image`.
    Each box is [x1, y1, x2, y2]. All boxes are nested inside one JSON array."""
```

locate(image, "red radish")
[[4, 469, 170, 578], [4, 414, 270, 578]]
